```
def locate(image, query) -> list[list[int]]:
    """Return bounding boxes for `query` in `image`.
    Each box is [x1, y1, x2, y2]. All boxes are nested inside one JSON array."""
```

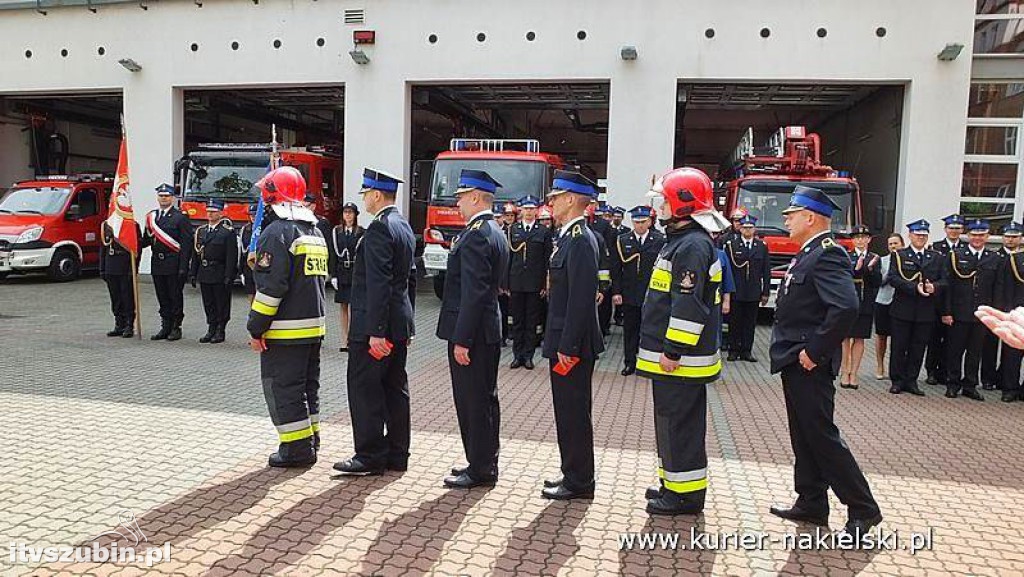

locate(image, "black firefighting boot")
[[645, 483, 663, 500], [107, 324, 125, 337], [150, 319, 171, 341], [166, 320, 182, 342], [313, 431, 321, 452], [269, 438, 316, 468], [646, 489, 704, 516], [210, 323, 226, 344], [199, 325, 215, 343]]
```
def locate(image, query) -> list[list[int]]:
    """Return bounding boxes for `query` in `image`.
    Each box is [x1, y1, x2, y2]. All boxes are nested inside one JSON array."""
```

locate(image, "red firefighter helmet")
[[648, 167, 728, 232], [257, 166, 307, 205]]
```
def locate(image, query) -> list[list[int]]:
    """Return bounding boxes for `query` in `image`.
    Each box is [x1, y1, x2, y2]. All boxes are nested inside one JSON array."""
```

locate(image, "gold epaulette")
[[571, 224, 582, 237], [471, 220, 483, 231], [821, 237, 837, 249]]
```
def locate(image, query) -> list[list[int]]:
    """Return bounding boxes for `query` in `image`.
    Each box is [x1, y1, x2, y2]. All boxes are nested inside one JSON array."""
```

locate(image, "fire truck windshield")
[[431, 159, 548, 202], [737, 180, 856, 234], [183, 155, 268, 200], [0, 187, 71, 215]]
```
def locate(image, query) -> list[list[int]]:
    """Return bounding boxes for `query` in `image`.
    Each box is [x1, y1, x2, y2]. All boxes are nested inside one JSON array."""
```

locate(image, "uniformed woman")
[[330, 202, 363, 352], [840, 225, 882, 389]]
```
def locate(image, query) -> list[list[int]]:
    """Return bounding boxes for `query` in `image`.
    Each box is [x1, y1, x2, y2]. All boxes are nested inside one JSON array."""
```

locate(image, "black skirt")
[[874, 304, 892, 337], [849, 313, 874, 340], [334, 284, 352, 304]]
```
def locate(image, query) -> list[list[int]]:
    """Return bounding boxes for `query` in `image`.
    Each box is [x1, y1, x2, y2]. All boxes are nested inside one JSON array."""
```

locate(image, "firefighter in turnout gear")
[[925, 214, 965, 385], [638, 167, 728, 516], [335, 168, 416, 476], [941, 219, 999, 401], [541, 170, 605, 501], [996, 222, 1024, 401], [507, 195, 552, 370], [100, 221, 141, 338], [248, 166, 328, 468], [611, 205, 665, 376], [190, 199, 238, 344], [768, 185, 882, 537], [141, 183, 193, 341], [438, 169, 511, 489], [723, 214, 771, 363]]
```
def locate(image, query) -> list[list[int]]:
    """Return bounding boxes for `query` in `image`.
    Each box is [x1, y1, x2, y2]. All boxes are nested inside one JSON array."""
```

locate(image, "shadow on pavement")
[[492, 499, 591, 576], [618, 513, 717, 576]]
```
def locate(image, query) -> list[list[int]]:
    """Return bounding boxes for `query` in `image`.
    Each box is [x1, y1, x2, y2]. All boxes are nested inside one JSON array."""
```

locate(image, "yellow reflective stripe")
[[666, 327, 700, 345], [598, 270, 611, 281], [658, 468, 708, 494], [251, 300, 278, 316], [650, 268, 671, 292], [294, 245, 329, 257], [715, 289, 722, 305], [637, 358, 722, 378], [710, 271, 722, 283], [311, 422, 321, 433], [263, 326, 327, 339], [279, 427, 314, 443]]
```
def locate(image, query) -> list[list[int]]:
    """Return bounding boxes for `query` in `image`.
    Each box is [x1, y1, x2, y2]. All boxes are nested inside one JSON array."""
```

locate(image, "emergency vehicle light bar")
[[197, 143, 274, 151], [450, 139, 540, 153], [31, 173, 113, 182]]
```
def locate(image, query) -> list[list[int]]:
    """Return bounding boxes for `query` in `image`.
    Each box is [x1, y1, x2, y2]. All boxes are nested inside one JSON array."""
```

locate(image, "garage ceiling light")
[[118, 58, 142, 72], [937, 43, 964, 61], [349, 49, 370, 65], [620, 45, 638, 61]]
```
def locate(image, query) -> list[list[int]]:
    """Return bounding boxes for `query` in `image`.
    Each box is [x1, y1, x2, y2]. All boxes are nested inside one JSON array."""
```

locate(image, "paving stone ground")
[[2, 274, 1023, 576]]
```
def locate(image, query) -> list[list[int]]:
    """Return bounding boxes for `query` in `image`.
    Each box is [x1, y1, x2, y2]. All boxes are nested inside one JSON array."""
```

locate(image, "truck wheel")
[[47, 248, 81, 282], [433, 273, 445, 300]]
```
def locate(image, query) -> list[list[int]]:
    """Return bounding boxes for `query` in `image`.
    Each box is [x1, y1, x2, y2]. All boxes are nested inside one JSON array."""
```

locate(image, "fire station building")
[[0, 0, 1020, 267]]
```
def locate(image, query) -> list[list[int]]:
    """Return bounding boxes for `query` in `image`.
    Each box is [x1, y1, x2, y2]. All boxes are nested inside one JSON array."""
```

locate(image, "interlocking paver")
[[2, 275, 1023, 575]]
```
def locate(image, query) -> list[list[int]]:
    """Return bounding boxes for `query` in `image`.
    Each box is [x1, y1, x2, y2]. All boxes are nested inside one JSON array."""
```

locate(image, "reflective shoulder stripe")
[[289, 234, 328, 255], [708, 259, 722, 278], [654, 258, 671, 271]]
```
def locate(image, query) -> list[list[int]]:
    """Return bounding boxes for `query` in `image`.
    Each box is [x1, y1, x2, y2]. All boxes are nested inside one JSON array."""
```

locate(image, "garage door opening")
[[408, 82, 610, 296], [179, 85, 344, 226], [675, 82, 905, 239]]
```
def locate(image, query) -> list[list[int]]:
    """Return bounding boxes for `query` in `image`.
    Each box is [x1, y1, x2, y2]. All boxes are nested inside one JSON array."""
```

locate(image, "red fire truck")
[[719, 126, 862, 309], [0, 174, 114, 281], [413, 138, 565, 298], [175, 143, 343, 227]]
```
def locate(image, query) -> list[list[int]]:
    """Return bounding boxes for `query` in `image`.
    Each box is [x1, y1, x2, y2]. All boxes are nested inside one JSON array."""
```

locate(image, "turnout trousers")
[[261, 342, 321, 459], [651, 381, 708, 505]]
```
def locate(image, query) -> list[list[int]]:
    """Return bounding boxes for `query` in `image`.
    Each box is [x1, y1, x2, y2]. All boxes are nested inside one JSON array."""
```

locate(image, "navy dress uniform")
[[247, 166, 328, 468], [438, 170, 511, 488], [848, 225, 883, 340], [329, 205, 364, 306], [982, 227, 1019, 391], [508, 195, 552, 369], [941, 219, 999, 401], [610, 206, 631, 327], [541, 170, 605, 500], [590, 207, 615, 336], [723, 214, 771, 362], [925, 214, 966, 385], [497, 201, 515, 345], [610, 206, 666, 376], [240, 203, 259, 298], [996, 222, 1024, 401], [887, 219, 946, 396], [336, 168, 417, 475], [769, 185, 882, 535], [100, 221, 141, 338], [189, 199, 239, 344], [141, 183, 193, 341]]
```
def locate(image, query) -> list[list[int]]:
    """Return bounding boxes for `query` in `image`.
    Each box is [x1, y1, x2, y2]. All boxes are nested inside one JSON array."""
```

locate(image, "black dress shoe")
[[150, 327, 170, 341], [945, 389, 958, 399], [925, 376, 938, 386], [843, 513, 883, 537], [647, 493, 703, 516], [741, 354, 758, 363], [1002, 391, 1019, 403], [268, 451, 316, 468], [107, 327, 124, 337], [332, 457, 384, 476], [982, 383, 997, 391], [524, 358, 534, 370], [541, 483, 594, 500], [769, 505, 829, 526], [121, 328, 134, 338], [645, 485, 662, 500], [543, 476, 563, 488], [727, 353, 740, 362], [387, 459, 408, 472], [166, 327, 182, 341], [621, 366, 636, 376], [199, 327, 214, 343], [510, 359, 524, 369], [443, 472, 496, 489], [451, 466, 467, 476], [962, 388, 984, 401], [906, 387, 926, 397], [889, 385, 901, 394]]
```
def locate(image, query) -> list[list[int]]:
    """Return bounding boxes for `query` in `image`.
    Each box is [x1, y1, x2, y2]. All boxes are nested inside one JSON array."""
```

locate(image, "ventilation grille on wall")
[[344, 9, 364, 24]]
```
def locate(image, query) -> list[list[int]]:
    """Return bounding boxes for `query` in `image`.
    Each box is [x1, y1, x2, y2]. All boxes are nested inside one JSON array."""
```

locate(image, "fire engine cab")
[[0, 174, 114, 281], [719, 126, 862, 309], [412, 138, 565, 298]]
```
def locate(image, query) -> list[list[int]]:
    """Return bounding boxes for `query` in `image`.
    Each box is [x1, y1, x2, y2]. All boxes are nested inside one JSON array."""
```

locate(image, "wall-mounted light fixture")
[[937, 43, 964, 61], [620, 45, 638, 61], [349, 49, 370, 65], [118, 58, 143, 72]]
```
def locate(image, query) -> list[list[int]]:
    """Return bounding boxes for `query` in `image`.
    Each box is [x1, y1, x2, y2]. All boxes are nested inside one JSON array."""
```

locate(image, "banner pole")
[[130, 250, 142, 339]]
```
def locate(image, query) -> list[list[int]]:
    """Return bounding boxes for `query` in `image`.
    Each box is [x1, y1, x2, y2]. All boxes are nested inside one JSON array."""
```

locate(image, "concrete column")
[[343, 75, 410, 225], [123, 82, 183, 273], [604, 70, 678, 210], [0, 120, 33, 188]]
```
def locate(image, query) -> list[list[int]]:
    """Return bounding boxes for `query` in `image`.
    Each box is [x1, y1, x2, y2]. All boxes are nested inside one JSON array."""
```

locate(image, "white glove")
[[331, 278, 338, 290]]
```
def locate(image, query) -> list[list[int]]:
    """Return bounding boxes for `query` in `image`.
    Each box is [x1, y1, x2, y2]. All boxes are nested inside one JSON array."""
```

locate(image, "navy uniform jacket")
[[190, 219, 238, 284], [99, 222, 141, 276], [329, 226, 363, 287], [941, 245, 1001, 322], [543, 218, 605, 360], [770, 232, 859, 376], [610, 229, 665, 306], [997, 251, 1024, 310], [931, 238, 963, 257], [849, 250, 883, 316], [141, 207, 193, 276], [724, 236, 771, 302], [887, 247, 947, 323], [349, 206, 416, 342], [716, 228, 742, 249], [507, 220, 551, 293], [436, 213, 510, 347]]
